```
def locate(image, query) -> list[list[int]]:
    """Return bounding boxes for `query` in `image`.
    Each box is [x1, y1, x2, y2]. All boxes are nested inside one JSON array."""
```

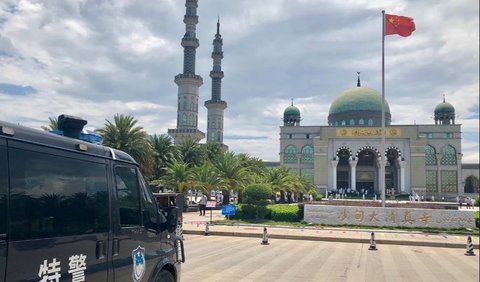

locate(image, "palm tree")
[[176, 138, 206, 167], [212, 152, 250, 204], [190, 163, 223, 195], [41, 116, 59, 131], [159, 161, 193, 193], [149, 134, 178, 179], [96, 114, 154, 175]]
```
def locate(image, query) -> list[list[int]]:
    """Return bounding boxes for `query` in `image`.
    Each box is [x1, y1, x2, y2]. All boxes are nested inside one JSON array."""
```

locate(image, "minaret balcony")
[[205, 99, 227, 109], [181, 37, 199, 48], [209, 70, 224, 78], [175, 74, 203, 85]]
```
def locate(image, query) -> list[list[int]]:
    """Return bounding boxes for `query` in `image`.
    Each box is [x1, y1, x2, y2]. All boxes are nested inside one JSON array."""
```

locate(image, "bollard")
[[465, 236, 475, 256], [261, 227, 269, 245], [204, 222, 209, 236], [368, 232, 377, 250]]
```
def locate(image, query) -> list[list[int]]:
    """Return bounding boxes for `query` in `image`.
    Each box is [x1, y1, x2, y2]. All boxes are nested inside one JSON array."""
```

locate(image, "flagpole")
[[381, 10, 386, 208]]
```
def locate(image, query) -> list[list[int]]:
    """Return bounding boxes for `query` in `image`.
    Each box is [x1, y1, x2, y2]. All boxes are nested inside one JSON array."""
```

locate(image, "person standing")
[[199, 194, 207, 216]]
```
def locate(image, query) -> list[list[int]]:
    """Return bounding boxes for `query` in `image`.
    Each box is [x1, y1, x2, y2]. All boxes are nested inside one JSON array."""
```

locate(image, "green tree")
[[41, 116, 59, 131], [149, 134, 177, 179], [176, 138, 206, 167], [212, 152, 250, 205], [96, 114, 154, 175], [191, 163, 223, 195], [158, 161, 193, 193]]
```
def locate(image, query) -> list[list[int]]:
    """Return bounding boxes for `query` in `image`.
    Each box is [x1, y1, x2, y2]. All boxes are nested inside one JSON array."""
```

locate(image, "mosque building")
[[280, 75, 479, 198]]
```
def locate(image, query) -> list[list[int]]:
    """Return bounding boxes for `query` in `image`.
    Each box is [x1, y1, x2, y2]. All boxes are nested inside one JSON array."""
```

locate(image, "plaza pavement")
[[182, 208, 479, 250]]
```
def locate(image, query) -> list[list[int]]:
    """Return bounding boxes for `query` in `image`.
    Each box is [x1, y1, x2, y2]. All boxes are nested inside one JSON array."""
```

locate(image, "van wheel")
[[156, 270, 175, 282]]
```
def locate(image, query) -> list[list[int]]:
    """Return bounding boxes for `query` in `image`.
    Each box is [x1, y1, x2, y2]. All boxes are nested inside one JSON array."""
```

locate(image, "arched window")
[[368, 119, 373, 126], [359, 119, 364, 125], [301, 145, 314, 164], [283, 145, 297, 164], [464, 176, 479, 193], [425, 145, 437, 166], [440, 145, 457, 165], [349, 119, 355, 125], [182, 114, 187, 125]]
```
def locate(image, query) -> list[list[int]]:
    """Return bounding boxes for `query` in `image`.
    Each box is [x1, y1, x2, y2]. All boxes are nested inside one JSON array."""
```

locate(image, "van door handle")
[[112, 239, 120, 256], [96, 240, 106, 259]]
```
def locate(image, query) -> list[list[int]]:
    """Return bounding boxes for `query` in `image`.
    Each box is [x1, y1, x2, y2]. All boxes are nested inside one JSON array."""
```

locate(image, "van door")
[[5, 143, 110, 281], [111, 165, 164, 282], [0, 140, 7, 282]]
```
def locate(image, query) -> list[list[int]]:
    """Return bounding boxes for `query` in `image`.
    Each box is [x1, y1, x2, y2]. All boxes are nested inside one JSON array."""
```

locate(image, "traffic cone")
[[261, 227, 269, 245], [368, 232, 377, 250], [204, 222, 209, 236], [465, 236, 475, 256]]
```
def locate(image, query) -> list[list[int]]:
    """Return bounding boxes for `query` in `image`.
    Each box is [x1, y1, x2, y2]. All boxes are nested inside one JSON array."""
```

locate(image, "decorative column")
[[399, 159, 406, 193], [331, 159, 339, 191], [349, 158, 358, 191]]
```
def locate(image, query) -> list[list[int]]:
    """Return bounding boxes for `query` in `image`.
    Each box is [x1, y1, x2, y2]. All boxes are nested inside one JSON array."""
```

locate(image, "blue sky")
[[0, 0, 478, 163]]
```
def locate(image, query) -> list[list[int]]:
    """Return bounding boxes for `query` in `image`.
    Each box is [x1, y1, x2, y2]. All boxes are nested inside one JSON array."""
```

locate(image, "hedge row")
[[231, 204, 304, 222]]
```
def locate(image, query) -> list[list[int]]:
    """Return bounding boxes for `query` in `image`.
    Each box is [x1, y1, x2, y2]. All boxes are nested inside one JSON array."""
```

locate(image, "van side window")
[[8, 148, 109, 240], [115, 166, 141, 226], [0, 145, 7, 235]]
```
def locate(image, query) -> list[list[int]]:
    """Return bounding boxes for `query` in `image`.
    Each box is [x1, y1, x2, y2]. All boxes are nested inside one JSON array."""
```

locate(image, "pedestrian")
[[199, 194, 207, 216]]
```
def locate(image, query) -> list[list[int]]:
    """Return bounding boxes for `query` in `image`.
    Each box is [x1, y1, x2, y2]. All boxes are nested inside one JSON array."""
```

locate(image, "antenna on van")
[[58, 114, 87, 139]]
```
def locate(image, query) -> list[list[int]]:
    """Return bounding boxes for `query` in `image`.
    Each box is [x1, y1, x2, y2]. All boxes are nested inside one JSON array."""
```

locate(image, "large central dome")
[[328, 86, 391, 126]]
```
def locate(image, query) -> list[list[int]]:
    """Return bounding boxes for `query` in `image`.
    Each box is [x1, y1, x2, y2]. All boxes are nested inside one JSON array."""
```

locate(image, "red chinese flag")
[[385, 14, 416, 37]]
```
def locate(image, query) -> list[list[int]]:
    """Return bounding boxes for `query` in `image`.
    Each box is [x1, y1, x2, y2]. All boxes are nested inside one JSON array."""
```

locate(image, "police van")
[[0, 115, 184, 282]]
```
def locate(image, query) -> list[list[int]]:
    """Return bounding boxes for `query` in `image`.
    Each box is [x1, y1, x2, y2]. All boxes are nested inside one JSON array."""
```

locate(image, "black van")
[[0, 115, 184, 282]]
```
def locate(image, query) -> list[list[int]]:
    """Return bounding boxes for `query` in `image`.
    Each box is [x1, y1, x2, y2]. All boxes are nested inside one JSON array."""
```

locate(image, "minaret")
[[205, 18, 228, 148], [168, 0, 205, 143]]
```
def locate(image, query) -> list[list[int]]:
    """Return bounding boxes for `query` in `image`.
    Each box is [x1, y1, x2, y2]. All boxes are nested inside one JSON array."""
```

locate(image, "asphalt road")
[[181, 234, 479, 282]]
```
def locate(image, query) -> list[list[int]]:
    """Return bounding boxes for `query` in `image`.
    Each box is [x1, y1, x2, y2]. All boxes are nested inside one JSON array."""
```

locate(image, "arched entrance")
[[356, 149, 379, 195], [336, 148, 350, 189], [385, 148, 400, 193], [464, 176, 479, 193]]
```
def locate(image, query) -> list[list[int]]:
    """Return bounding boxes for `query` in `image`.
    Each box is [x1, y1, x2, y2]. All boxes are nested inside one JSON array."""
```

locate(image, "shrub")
[[243, 184, 272, 206], [269, 204, 301, 222]]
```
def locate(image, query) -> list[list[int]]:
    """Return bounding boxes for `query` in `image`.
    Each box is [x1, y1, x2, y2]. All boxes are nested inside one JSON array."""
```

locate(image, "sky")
[[0, 0, 478, 163]]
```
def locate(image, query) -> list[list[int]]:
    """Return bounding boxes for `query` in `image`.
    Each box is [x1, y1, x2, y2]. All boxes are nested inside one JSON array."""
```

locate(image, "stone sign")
[[304, 205, 476, 229]]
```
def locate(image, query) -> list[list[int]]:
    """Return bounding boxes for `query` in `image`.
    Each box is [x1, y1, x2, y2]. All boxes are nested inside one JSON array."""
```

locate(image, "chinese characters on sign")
[[38, 254, 87, 282], [304, 205, 476, 229]]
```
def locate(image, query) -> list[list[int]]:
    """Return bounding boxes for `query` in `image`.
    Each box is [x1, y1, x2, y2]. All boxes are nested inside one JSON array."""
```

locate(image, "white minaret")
[[205, 18, 227, 148], [168, 0, 205, 142]]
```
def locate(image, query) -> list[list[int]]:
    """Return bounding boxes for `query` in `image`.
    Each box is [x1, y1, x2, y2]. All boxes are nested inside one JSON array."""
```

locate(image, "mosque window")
[[441, 171, 457, 193], [349, 119, 355, 125], [182, 114, 187, 126], [283, 145, 297, 164], [341, 120, 346, 126], [440, 145, 457, 165], [444, 132, 453, 139], [426, 171, 437, 193], [368, 119, 373, 126], [425, 145, 437, 166], [301, 145, 314, 164], [359, 119, 364, 125]]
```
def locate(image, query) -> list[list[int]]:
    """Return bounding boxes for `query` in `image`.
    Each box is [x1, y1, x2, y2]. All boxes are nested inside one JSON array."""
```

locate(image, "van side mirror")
[[163, 207, 178, 234]]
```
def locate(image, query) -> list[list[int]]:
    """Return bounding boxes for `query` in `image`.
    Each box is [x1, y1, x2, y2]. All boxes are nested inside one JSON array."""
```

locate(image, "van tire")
[[156, 270, 175, 282]]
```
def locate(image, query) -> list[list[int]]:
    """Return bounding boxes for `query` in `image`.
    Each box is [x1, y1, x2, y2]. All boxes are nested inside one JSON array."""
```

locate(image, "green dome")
[[284, 105, 300, 117], [434, 102, 455, 113], [329, 86, 391, 115]]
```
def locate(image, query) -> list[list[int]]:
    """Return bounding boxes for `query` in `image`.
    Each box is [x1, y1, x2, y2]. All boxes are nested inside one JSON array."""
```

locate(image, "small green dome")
[[434, 102, 455, 113], [284, 105, 300, 117], [329, 86, 391, 115]]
